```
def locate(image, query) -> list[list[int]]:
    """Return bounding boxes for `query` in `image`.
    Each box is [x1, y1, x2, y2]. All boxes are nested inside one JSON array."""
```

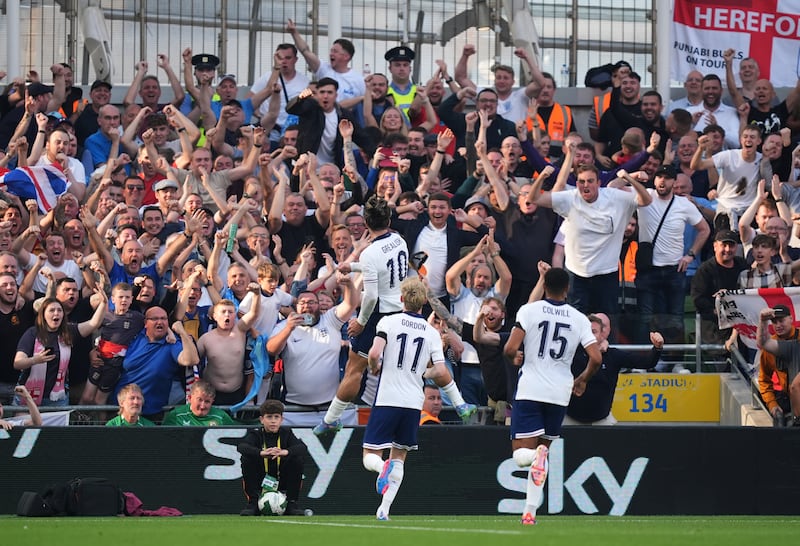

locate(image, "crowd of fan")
[[1, 19, 799, 425]]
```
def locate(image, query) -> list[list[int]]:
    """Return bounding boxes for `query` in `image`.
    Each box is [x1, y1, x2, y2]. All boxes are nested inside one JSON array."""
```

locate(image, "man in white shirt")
[[667, 70, 703, 114], [286, 18, 365, 103], [315, 196, 408, 435], [621, 165, 709, 344], [445, 235, 512, 405], [688, 74, 742, 150], [532, 164, 651, 315], [267, 275, 358, 426], [249, 43, 309, 138], [453, 44, 544, 123], [690, 124, 762, 231]]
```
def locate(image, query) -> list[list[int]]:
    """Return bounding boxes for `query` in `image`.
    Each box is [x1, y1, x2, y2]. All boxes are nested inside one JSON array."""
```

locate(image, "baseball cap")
[[654, 164, 677, 179], [91, 80, 112, 91], [219, 73, 237, 85], [153, 179, 179, 191], [772, 304, 792, 319], [28, 82, 54, 97], [714, 230, 739, 244], [464, 195, 490, 214]]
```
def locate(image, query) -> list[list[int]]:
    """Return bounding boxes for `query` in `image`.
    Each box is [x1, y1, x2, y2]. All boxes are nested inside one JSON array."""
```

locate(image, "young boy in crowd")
[[82, 283, 145, 405], [237, 399, 309, 516], [738, 234, 792, 289]]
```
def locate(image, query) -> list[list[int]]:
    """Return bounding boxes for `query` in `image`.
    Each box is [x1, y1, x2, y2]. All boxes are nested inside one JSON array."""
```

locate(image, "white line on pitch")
[[263, 520, 524, 535]]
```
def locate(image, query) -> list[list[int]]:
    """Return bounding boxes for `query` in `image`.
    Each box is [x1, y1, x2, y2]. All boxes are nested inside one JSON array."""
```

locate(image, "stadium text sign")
[[611, 373, 720, 422]]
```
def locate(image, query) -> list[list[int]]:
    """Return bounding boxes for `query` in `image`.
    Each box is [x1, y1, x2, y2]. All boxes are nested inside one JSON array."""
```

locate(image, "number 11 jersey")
[[373, 312, 444, 410]]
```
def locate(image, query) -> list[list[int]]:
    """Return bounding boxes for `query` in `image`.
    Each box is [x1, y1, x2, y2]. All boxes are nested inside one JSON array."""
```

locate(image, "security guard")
[[384, 46, 416, 125]]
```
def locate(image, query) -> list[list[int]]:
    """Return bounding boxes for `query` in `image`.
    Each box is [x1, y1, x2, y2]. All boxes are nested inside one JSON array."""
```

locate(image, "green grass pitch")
[[1, 515, 798, 546]]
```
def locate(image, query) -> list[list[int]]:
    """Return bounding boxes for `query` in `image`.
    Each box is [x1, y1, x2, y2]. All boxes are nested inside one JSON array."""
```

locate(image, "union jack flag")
[[0, 165, 69, 212]]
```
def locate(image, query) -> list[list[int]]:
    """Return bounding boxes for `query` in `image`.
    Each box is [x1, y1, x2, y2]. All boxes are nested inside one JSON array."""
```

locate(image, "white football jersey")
[[514, 299, 596, 406], [373, 312, 445, 409], [271, 308, 346, 406], [358, 231, 408, 314]]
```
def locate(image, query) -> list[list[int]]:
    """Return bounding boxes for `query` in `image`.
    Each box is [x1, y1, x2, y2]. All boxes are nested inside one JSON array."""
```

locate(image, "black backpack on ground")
[[17, 477, 125, 516]]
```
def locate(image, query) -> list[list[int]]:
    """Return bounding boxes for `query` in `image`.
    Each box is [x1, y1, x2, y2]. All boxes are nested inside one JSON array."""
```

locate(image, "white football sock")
[[362, 452, 384, 473], [439, 380, 466, 407], [525, 446, 549, 516], [324, 397, 349, 424], [513, 447, 536, 467], [378, 460, 404, 516]]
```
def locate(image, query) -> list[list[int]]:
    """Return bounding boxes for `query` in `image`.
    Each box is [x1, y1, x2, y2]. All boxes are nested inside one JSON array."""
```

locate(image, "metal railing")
[[1, 1, 656, 89]]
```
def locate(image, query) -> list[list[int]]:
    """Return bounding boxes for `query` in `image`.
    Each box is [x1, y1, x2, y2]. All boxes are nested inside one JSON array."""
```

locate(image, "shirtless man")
[[197, 286, 261, 406]]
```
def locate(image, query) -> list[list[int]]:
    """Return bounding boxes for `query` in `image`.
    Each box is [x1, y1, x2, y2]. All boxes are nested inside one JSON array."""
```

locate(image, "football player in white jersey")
[[503, 267, 602, 525], [314, 196, 408, 435], [361, 277, 474, 520]]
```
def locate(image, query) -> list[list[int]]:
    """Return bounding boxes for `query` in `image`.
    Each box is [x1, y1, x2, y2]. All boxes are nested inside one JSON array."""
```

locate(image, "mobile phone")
[[378, 146, 393, 157], [301, 313, 315, 326], [342, 190, 353, 200]]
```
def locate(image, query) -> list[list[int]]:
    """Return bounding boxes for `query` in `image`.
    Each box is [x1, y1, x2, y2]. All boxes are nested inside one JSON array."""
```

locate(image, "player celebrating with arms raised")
[[362, 277, 474, 520], [503, 268, 601, 525], [314, 195, 406, 435], [314, 197, 476, 435]]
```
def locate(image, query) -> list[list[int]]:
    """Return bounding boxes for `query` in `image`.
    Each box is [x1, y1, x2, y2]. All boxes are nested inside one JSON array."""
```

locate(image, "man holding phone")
[[267, 274, 359, 426]]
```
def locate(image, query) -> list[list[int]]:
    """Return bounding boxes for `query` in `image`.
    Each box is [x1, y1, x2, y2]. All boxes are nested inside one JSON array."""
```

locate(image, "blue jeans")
[[456, 365, 487, 406], [635, 265, 686, 344], [568, 271, 620, 315]]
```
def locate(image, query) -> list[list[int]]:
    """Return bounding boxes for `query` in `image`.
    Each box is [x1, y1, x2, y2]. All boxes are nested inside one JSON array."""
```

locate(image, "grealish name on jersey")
[[381, 238, 404, 253]]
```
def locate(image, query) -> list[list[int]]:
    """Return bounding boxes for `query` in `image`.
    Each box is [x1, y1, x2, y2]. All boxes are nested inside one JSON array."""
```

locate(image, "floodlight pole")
[[6, 0, 21, 79]]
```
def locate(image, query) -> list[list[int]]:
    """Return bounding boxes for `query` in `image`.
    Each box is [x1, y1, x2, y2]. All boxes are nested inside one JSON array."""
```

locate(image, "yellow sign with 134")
[[611, 373, 720, 422]]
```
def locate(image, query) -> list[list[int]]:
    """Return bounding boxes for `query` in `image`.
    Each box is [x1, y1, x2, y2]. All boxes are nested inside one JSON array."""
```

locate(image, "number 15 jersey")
[[514, 299, 596, 406]]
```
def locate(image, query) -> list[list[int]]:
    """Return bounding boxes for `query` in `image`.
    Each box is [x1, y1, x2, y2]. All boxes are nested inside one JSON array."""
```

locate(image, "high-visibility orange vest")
[[619, 240, 638, 283], [58, 99, 82, 119], [618, 240, 637, 309], [526, 102, 573, 146], [419, 410, 441, 425], [594, 92, 612, 124]]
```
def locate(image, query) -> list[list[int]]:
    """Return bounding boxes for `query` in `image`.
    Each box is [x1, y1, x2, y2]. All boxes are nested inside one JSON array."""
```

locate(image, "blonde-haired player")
[[361, 277, 474, 520]]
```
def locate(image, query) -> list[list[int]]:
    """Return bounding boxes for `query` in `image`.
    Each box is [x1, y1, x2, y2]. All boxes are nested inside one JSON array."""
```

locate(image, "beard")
[[470, 286, 489, 299]]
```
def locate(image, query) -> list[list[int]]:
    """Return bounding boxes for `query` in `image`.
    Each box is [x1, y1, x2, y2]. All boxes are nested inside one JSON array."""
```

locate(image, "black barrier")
[[2, 426, 800, 515]]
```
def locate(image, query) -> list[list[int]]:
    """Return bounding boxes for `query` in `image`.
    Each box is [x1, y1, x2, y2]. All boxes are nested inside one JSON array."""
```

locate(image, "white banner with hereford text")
[[672, 0, 800, 88]]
